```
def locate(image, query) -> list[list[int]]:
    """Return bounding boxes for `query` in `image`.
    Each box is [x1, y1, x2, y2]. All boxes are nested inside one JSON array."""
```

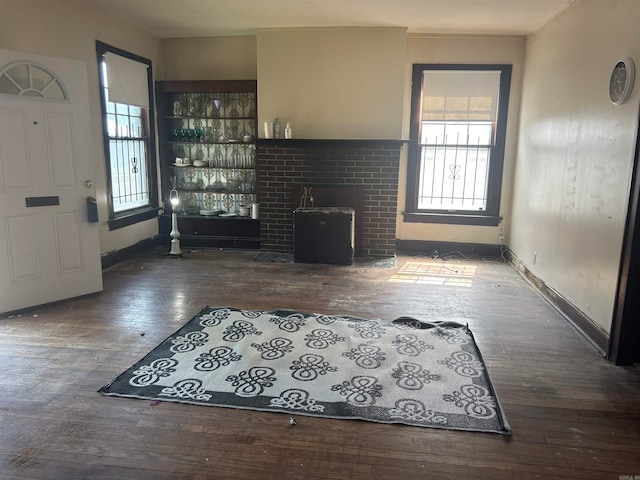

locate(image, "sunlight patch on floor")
[[388, 261, 477, 287]]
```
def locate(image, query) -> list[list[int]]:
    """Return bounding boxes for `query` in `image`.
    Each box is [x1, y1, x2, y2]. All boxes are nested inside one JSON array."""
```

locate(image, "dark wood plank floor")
[[1, 248, 639, 479]]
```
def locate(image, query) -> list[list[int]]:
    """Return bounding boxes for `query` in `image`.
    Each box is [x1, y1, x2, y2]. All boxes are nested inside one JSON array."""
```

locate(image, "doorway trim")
[[609, 110, 640, 365]]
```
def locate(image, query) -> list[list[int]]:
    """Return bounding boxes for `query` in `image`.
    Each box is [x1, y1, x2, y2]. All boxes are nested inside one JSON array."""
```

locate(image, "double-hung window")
[[96, 41, 157, 230], [404, 64, 512, 226]]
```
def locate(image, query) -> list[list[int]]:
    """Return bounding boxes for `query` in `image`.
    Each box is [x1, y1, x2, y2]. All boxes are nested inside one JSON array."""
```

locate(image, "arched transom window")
[[0, 61, 68, 100]]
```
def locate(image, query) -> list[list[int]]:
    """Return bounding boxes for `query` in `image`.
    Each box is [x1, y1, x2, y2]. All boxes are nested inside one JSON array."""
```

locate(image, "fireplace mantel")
[[256, 138, 409, 148]]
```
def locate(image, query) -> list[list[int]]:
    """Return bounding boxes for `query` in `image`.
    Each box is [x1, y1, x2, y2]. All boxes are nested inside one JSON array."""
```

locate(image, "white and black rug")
[[99, 307, 511, 434]]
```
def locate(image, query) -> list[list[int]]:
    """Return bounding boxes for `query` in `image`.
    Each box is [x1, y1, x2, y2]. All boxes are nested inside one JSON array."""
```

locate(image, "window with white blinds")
[[96, 42, 157, 230], [405, 65, 512, 226]]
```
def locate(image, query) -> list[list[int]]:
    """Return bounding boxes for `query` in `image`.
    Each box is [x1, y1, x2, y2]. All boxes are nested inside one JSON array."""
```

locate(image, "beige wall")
[[160, 36, 257, 80], [396, 35, 525, 245], [511, 0, 640, 334], [256, 28, 407, 139], [161, 30, 526, 246], [0, 0, 162, 255]]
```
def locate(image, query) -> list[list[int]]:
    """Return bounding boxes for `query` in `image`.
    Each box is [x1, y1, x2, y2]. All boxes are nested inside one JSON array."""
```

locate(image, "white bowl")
[[199, 209, 217, 216], [192, 160, 207, 167]]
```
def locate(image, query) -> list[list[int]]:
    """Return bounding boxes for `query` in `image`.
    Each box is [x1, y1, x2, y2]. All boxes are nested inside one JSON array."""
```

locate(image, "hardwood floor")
[[1, 248, 639, 479]]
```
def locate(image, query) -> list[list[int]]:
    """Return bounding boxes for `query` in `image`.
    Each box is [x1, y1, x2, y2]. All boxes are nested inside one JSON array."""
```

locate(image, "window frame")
[[404, 64, 512, 226], [96, 41, 158, 231]]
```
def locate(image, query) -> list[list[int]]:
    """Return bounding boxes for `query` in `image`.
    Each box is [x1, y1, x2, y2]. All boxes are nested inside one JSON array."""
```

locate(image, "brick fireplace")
[[256, 139, 404, 257]]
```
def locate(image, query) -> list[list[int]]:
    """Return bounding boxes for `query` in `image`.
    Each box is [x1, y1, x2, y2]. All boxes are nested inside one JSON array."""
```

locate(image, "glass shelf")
[[166, 115, 255, 121], [169, 92, 256, 119], [172, 191, 256, 215], [166, 141, 255, 146], [171, 166, 254, 170], [175, 188, 253, 194], [171, 213, 256, 220]]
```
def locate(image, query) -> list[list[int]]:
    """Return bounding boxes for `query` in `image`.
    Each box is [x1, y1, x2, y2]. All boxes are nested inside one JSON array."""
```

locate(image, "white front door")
[[0, 48, 103, 313]]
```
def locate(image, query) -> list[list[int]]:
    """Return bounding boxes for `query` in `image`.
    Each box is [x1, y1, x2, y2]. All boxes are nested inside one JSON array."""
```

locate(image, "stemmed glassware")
[[168, 90, 257, 217]]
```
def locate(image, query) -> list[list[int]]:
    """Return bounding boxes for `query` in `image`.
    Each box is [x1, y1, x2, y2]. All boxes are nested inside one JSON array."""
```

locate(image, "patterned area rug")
[[99, 307, 511, 434]]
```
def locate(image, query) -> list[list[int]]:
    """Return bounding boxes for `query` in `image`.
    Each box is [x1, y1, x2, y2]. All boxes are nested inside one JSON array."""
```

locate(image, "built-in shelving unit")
[[156, 80, 259, 249]]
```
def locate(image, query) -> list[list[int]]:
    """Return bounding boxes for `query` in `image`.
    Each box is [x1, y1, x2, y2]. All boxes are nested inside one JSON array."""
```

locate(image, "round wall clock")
[[609, 57, 635, 105]]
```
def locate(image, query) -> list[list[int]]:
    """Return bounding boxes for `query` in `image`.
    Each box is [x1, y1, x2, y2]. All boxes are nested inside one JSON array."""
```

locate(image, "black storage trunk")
[[293, 207, 355, 265]]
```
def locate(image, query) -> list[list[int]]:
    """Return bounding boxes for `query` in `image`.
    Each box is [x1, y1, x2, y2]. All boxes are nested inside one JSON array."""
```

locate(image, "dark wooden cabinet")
[[155, 80, 259, 249], [157, 214, 259, 249]]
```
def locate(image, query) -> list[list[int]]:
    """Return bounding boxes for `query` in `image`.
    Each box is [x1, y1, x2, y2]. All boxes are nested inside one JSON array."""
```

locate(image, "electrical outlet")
[[497, 234, 506, 245]]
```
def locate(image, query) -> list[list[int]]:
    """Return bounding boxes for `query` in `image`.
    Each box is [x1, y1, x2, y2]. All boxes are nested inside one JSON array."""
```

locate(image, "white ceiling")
[[84, 0, 579, 38]]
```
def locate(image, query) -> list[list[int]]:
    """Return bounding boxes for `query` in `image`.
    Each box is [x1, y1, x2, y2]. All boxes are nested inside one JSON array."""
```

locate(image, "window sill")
[[402, 212, 502, 227], [108, 208, 159, 231]]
